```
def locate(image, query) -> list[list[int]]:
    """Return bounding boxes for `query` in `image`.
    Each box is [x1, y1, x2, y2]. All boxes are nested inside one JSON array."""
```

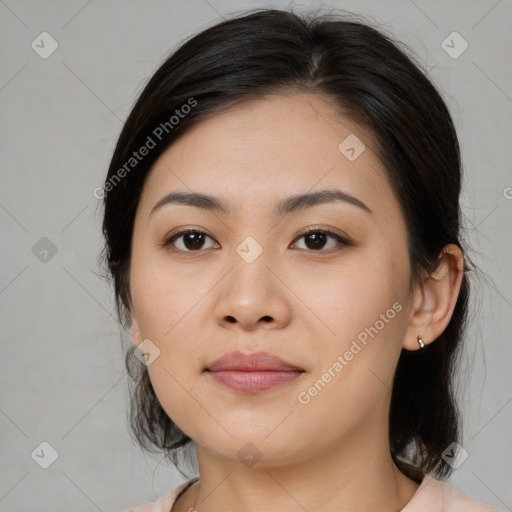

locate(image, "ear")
[[402, 244, 464, 351], [130, 315, 142, 348]]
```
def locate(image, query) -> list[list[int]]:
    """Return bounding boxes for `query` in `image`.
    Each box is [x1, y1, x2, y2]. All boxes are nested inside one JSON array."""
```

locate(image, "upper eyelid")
[[167, 227, 344, 239]]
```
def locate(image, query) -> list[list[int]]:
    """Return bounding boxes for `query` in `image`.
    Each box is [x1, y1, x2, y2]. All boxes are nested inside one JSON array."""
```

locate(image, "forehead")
[[138, 93, 396, 219]]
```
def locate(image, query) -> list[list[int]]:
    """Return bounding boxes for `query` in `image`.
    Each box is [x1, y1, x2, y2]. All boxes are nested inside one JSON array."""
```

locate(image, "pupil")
[[306, 232, 326, 250], [185, 233, 204, 249]]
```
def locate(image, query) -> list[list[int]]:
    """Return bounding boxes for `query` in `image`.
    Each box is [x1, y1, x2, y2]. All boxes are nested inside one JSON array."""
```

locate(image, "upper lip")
[[206, 351, 304, 372]]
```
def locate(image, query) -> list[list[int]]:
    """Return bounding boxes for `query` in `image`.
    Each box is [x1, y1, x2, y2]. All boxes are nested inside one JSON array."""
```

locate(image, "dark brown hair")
[[98, 8, 476, 480]]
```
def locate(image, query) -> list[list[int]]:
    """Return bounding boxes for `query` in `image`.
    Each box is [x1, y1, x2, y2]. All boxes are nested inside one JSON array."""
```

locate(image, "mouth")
[[206, 369, 304, 393], [205, 351, 305, 393]]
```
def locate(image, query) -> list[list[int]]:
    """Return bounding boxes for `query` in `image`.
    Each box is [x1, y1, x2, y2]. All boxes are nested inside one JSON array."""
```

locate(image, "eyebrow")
[[149, 189, 372, 218]]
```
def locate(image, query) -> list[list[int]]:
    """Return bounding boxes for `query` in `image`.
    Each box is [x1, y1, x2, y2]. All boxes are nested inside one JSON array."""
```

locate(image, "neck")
[[176, 424, 422, 512]]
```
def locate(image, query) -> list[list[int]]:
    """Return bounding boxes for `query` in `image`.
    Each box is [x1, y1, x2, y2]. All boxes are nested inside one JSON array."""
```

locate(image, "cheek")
[[293, 253, 408, 402], [129, 257, 209, 438], [129, 248, 209, 394], [130, 243, 209, 336], [295, 255, 406, 348], [291, 290, 404, 446]]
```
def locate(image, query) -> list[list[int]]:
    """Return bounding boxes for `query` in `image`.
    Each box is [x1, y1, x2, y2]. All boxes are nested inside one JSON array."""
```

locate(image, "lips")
[[206, 351, 304, 372], [205, 351, 305, 393]]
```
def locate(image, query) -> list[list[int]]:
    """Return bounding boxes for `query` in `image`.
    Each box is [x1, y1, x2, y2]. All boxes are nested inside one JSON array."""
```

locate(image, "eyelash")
[[163, 227, 350, 253]]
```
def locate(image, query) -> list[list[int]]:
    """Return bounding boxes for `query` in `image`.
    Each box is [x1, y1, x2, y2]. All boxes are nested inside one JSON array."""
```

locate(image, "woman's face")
[[129, 93, 417, 466]]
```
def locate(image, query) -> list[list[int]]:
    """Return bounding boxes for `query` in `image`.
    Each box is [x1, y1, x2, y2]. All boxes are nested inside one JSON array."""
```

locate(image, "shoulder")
[[402, 474, 500, 512], [125, 476, 199, 512]]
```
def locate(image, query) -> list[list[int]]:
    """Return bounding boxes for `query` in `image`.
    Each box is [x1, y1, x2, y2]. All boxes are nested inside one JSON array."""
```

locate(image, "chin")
[[196, 430, 308, 468]]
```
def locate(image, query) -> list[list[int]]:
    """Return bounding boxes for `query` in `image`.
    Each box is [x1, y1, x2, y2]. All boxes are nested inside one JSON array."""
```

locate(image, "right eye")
[[164, 229, 220, 252]]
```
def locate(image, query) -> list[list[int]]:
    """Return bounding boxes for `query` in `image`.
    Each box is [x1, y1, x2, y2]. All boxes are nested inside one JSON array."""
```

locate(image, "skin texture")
[[128, 93, 464, 512]]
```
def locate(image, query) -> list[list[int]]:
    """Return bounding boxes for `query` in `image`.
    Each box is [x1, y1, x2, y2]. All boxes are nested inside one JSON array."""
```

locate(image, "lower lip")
[[207, 370, 303, 393]]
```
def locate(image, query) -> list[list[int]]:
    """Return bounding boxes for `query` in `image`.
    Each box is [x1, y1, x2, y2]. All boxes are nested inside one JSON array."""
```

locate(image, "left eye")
[[164, 229, 348, 252], [292, 229, 348, 251]]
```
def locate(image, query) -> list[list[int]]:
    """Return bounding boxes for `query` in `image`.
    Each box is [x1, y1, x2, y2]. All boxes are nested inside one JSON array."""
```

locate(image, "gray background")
[[0, 0, 511, 510]]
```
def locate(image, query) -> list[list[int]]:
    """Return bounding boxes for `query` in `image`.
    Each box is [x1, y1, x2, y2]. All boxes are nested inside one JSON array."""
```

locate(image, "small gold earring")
[[417, 335, 425, 349]]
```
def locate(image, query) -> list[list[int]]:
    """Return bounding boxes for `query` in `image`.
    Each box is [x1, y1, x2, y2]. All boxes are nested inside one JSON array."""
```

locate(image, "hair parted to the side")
[[98, 8, 477, 481]]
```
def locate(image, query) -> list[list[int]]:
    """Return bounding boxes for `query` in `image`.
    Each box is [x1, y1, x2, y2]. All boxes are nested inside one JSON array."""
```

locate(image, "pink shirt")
[[126, 474, 499, 511]]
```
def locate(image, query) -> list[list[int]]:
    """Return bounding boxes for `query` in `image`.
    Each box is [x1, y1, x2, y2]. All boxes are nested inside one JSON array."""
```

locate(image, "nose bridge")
[[227, 204, 277, 271], [213, 229, 290, 329], [229, 232, 275, 294]]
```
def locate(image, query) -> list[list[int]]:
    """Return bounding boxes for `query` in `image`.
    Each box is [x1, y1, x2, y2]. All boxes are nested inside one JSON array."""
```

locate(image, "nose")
[[213, 256, 292, 332]]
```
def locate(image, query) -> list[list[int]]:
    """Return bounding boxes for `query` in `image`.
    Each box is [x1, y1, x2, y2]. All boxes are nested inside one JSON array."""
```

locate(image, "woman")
[[99, 8, 499, 512]]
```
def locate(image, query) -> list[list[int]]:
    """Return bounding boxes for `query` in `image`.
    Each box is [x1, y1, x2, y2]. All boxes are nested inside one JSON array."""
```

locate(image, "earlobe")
[[130, 318, 141, 348], [402, 244, 464, 351]]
